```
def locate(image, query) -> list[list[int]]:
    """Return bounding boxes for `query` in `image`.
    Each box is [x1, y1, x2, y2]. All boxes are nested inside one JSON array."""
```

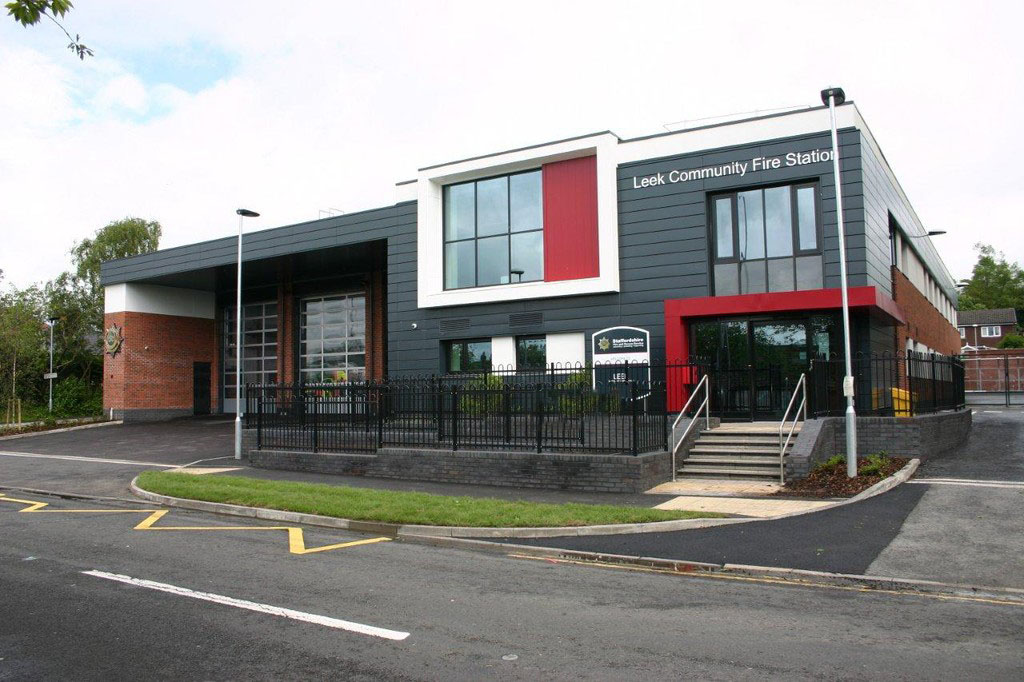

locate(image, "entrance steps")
[[677, 422, 794, 481]]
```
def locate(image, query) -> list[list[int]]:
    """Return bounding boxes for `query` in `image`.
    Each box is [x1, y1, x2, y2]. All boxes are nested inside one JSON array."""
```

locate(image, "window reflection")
[[712, 183, 822, 296], [443, 170, 544, 289]]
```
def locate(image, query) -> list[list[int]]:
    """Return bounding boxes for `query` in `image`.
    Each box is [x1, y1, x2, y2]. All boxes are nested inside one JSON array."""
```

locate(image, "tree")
[[71, 217, 162, 300], [0, 284, 47, 410], [957, 244, 1024, 315], [998, 334, 1024, 349], [5, 0, 92, 59]]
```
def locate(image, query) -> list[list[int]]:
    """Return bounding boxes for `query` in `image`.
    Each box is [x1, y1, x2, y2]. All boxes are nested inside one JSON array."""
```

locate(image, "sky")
[[2, 0, 1023, 291]]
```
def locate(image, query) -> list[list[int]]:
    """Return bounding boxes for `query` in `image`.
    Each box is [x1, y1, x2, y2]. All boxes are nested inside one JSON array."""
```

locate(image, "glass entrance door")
[[692, 315, 835, 420], [751, 322, 807, 419]]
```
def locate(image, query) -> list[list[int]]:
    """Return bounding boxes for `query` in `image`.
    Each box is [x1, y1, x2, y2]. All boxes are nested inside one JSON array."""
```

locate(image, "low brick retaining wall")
[[243, 429, 672, 493], [787, 409, 972, 478]]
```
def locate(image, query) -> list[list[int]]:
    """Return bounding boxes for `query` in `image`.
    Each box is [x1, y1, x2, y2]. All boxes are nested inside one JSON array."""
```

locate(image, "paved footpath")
[[505, 410, 1024, 589]]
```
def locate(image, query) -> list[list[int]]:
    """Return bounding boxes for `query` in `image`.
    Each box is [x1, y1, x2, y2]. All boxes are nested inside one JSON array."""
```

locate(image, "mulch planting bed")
[[773, 456, 910, 498]]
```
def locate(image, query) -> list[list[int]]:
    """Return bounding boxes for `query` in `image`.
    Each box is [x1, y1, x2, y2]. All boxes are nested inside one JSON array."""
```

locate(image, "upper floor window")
[[444, 170, 544, 289], [981, 326, 1001, 338], [712, 182, 823, 296], [959, 327, 966, 339]]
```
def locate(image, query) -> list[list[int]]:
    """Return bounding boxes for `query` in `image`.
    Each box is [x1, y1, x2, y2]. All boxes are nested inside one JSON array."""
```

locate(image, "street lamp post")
[[234, 208, 260, 460], [45, 317, 57, 413], [821, 86, 858, 478]]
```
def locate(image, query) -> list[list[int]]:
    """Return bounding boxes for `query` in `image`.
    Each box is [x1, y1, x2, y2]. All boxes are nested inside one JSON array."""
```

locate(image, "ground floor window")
[[516, 336, 546, 369], [445, 339, 492, 373], [223, 302, 278, 400], [300, 293, 366, 383]]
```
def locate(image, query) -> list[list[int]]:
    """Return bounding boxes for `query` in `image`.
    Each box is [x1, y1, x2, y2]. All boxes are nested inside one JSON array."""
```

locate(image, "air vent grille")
[[509, 312, 543, 327], [439, 318, 471, 335]]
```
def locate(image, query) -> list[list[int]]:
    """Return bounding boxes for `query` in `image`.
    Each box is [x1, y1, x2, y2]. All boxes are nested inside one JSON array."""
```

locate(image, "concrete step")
[[704, 429, 800, 438], [689, 445, 788, 455], [699, 434, 781, 443], [685, 455, 779, 466], [676, 464, 780, 479]]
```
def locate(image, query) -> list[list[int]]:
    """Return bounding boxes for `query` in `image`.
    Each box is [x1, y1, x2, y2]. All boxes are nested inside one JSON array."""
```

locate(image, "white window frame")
[[416, 133, 621, 308], [981, 325, 1001, 338]]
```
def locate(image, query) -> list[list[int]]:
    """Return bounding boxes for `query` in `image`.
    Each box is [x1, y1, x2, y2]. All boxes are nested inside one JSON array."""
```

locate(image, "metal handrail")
[[671, 374, 710, 481], [778, 373, 807, 485]]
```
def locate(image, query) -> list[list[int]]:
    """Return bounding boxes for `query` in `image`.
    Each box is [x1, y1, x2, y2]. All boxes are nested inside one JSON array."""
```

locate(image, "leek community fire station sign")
[[591, 326, 651, 391]]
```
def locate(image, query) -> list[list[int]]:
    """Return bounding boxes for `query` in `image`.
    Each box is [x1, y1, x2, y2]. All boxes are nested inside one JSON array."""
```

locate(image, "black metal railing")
[[243, 354, 966, 457], [807, 351, 965, 417], [245, 371, 675, 456]]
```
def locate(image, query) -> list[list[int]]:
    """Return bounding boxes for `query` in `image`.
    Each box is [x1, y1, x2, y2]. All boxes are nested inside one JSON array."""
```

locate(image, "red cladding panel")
[[542, 155, 599, 281]]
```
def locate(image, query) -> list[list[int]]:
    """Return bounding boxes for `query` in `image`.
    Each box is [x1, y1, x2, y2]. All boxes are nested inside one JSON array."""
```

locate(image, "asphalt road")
[[2, 493, 1023, 681]]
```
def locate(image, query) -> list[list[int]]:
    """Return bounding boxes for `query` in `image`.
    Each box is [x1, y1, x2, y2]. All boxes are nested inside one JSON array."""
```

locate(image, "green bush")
[[817, 455, 846, 470], [52, 376, 102, 417], [998, 334, 1024, 349], [556, 370, 602, 417], [858, 453, 890, 476], [458, 374, 505, 415]]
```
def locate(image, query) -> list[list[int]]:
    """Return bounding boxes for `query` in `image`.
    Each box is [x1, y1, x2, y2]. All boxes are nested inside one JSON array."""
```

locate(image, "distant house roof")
[[958, 308, 1018, 326]]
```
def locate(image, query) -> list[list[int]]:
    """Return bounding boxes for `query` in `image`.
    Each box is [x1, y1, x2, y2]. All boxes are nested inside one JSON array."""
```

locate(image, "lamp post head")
[[46, 316, 58, 326], [926, 230, 947, 237], [820, 87, 846, 107], [236, 209, 260, 218]]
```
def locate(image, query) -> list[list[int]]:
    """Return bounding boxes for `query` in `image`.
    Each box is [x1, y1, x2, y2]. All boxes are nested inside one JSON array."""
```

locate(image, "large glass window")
[[445, 339, 492, 373], [712, 182, 822, 296], [223, 302, 278, 400], [300, 294, 366, 383], [443, 170, 544, 289]]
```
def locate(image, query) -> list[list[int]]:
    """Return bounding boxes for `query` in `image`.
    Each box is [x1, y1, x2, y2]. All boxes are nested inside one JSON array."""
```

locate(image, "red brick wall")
[[102, 311, 216, 413], [892, 267, 961, 356], [368, 269, 386, 380], [278, 267, 296, 385]]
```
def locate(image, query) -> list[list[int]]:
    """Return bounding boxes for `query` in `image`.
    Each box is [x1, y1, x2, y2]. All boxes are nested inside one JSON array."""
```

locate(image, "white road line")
[[908, 478, 1024, 489], [82, 570, 410, 641], [0, 450, 176, 468]]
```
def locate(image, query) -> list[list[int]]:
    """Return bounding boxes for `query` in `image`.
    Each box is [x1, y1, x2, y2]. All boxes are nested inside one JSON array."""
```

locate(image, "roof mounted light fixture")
[[820, 87, 846, 106]]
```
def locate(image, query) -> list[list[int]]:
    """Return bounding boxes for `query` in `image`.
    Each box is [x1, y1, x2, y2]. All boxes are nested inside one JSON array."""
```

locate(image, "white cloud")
[[1, 0, 1023, 290]]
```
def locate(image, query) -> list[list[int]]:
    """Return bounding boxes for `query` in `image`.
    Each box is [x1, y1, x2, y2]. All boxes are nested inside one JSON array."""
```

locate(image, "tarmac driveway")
[[865, 409, 1024, 588], [0, 417, 235, 498]]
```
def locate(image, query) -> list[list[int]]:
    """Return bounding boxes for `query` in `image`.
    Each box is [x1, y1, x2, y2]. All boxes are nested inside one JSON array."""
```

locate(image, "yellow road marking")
[[0, 493, 390, 556], [508, 554, 1024, 608]]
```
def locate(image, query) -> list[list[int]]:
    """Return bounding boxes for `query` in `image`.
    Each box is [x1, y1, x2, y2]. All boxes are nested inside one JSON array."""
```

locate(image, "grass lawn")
[[137, 471, 723, 528]]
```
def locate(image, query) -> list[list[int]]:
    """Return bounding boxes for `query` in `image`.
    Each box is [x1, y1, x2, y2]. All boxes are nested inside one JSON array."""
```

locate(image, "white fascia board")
[[416, 132, 621, 309], [104, 283, 215, 319], [616, 106, 855, 165], [104, 283, 128, 314], [395, 180, 417, 203]]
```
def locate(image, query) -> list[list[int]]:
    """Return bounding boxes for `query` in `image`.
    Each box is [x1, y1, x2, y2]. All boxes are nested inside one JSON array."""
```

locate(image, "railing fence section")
[[246, 366, 680, 456], [244, 354, 966, 456], [807, 351, 965, 417]]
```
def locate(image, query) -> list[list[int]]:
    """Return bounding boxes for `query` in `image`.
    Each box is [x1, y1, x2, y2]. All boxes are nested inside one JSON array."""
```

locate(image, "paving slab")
[[646, 478, 782, 497], [654, 495, 835, 517]]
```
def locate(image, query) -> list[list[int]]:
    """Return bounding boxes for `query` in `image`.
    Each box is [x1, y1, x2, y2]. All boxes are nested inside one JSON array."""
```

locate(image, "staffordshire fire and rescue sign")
[[591, 326, 651, 391]]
